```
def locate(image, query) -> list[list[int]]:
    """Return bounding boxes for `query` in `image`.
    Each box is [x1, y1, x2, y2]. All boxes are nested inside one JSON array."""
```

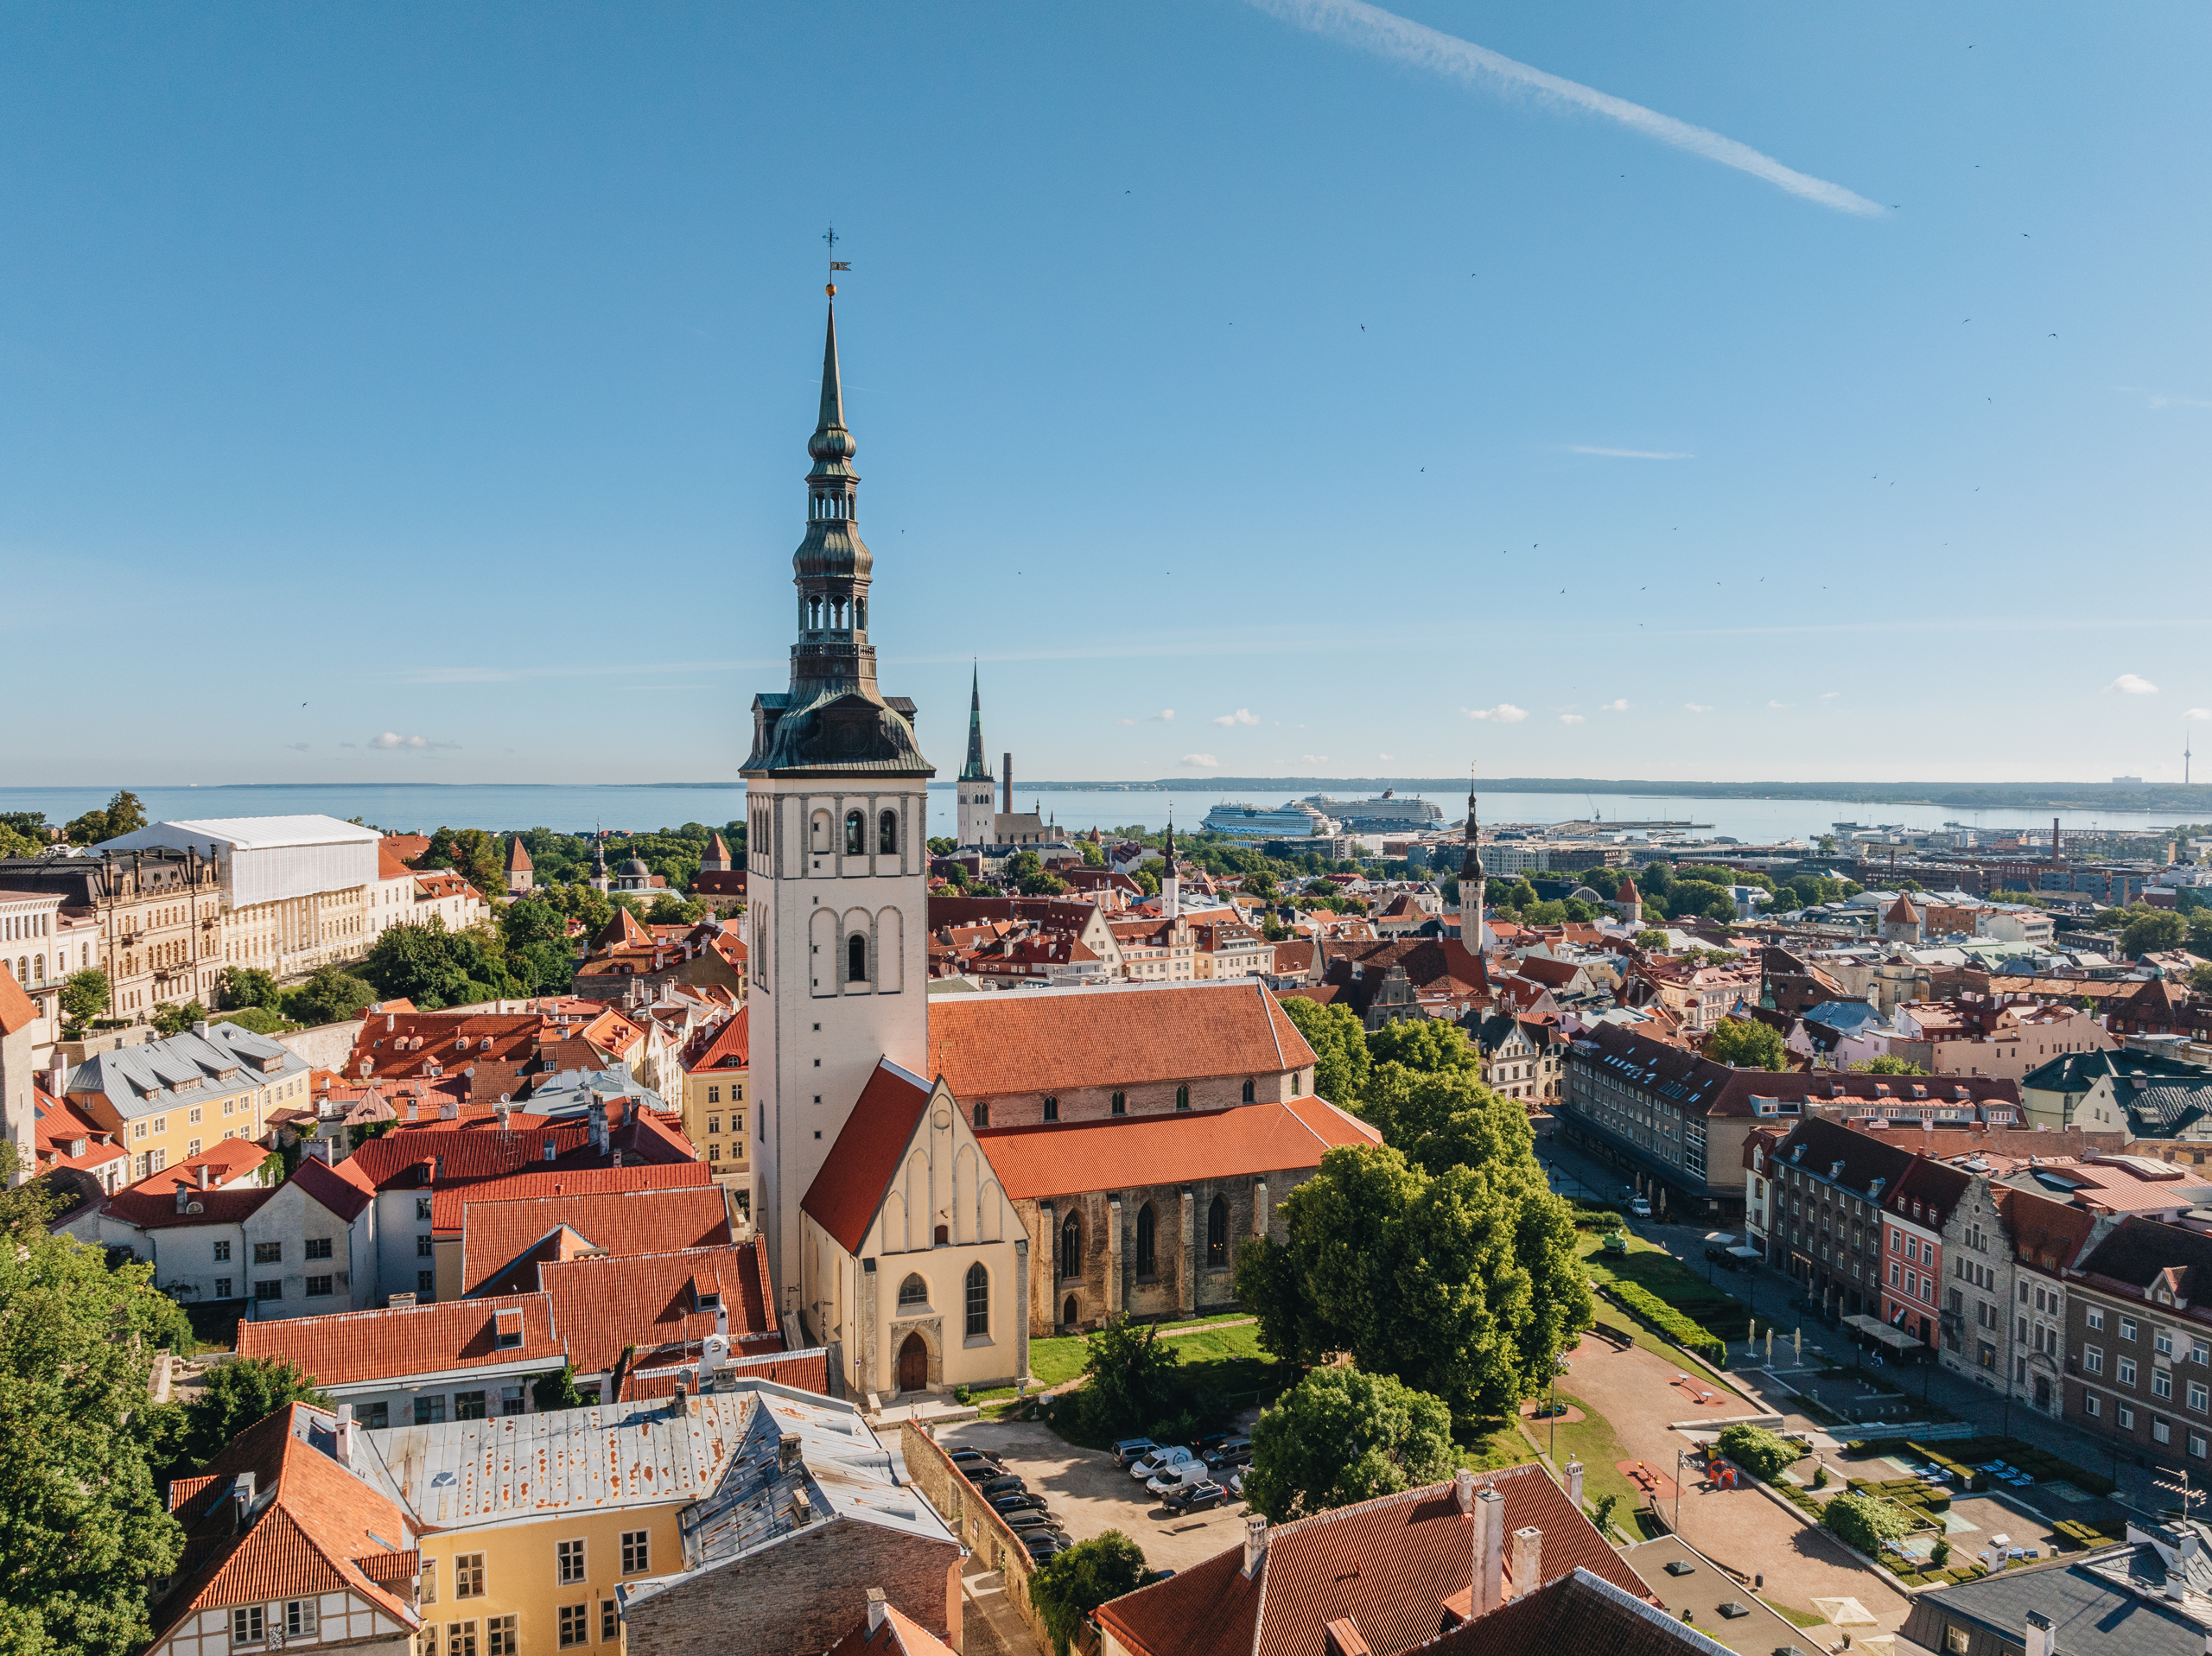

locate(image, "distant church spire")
[[1459, 769, 1487, 950], [1162, 809, 1180, 921], [961, 663, 991, 782]]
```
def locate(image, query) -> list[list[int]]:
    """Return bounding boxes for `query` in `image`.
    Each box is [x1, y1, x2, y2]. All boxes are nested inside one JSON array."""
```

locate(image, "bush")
[[1931, 1538, 1951, 1567], [1717, 1424, 1799, 1482], [1813, 1463, 1830, 1489], [1610, 1282, 1727, 1366], [1823, 1489, 1916, 1557], [1028, 1532, 1150, 1656]]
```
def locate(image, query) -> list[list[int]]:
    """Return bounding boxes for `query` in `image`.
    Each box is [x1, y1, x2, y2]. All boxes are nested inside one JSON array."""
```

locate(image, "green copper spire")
[[960, 663, 991, 782]]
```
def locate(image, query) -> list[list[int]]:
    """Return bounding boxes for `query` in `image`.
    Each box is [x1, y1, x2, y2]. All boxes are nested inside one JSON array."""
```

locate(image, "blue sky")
[[5, 2, 2209, 787]]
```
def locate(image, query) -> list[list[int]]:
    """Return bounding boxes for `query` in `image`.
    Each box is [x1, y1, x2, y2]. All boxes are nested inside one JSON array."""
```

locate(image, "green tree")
[[1242, 1367, 1456, 1521], [532, 1362, 587, 1412], [62, 790, 149, 847], [281, 966, 379, 1027], [358, 918, 517, 1010], [1077, 1317, 1182, 1437], [645, 894, 705, 925], [1668, 880, 1735, 923], [1716, 1423, 1797, 1480], [422, 827, 505, 899], [171, 1357, 329, 1475], [215, 967, 280, 1012], [2191, 963, 2212, 996], [2123, 907, 2189, 958], [1078, 839, 1105, 868], [1367, 1019, 1481, 1077], [1236, 1138, 1588, 1421], [926, 835, 957, 857], [545, 879, 612, 936], [216, 1006, 289, 1036], [1278, 998, 1371, 1111], [0, 816, 45, 858], [1850, 1055, 1929, 1076], [59, 968, 111, 1031], [1027, 1532, 1149, 1656], [1822, 1488, 1915, 1556], [499, 898, 568, 955], [1007, 851, 1044, 885], [0, 1144, 192, 1655], [1019, 868, 1070, 897], [149, 999, 208, 1037], [1702, 1018, 1788, 1071], [1634, 929, 1669, 950], [1131, 867, 1160, 897]]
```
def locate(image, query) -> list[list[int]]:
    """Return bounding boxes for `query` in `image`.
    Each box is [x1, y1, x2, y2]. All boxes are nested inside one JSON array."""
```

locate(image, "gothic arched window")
[[898, 1273, 928, 1309], [879, 809, 899, 855], [1242, 1077, 1256, 1103], [1175, 1084, 1191, 1112], [847, 933, 868, 983], [844, 811, 865, 855], [965, 1262, 989, 1337], [1059, 1211, 1081, 1281], [973, 1101, 988, 1128], [1135, 1202, 1157, 1277], [1207, 1196, 1230, 1268]]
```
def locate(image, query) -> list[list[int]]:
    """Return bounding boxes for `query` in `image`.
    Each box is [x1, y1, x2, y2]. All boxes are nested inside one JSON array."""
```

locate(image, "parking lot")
[[937, 1417, 1255, 1575]]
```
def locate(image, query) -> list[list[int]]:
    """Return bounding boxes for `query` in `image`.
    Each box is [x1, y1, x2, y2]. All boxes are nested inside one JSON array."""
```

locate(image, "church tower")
[[957, 666, 996, 847], [741, 289, 934, 1291], [1458, 783, 1487, 950]]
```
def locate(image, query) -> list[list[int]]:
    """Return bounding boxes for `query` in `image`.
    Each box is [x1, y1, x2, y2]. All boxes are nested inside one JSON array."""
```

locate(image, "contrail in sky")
[[1249, 0, 1884, 217]]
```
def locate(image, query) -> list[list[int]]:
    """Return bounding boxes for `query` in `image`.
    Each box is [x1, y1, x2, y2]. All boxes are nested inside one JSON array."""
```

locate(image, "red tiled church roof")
[[977, 1095, 1380, 1202]]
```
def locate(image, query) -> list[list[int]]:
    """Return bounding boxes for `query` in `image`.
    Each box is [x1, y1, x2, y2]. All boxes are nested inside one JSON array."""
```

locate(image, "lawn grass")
[[1580, 1232, 1753, 1344], [1763, 1602, 1828, 1630], [1459, 1416, 1541, 1475], [1527, 1387, 1647, 1518]]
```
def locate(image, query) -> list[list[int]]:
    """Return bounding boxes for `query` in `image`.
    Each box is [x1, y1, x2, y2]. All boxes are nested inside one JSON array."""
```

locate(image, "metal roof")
[[100, 815, 380, 851], [69, 1023, 307, 1119]]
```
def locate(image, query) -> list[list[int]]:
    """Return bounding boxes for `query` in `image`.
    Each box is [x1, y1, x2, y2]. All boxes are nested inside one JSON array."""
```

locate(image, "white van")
[[1147, 1460, 1211, 1498]]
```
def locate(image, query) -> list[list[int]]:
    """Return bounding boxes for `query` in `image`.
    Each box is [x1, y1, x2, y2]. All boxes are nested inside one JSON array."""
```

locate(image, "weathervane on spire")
[[824, 223, 850, 296]]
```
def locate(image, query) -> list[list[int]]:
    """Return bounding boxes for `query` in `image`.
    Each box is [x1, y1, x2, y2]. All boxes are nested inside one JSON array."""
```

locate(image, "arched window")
[[1242, 1078, 1255, 1103], [898, 1273, 928, 1309], [1059, 1211, 1081, 1281], [1135, 1202, 1157, 1277], [879, 809, 899, 855], [973, 1101, 989, 1128], [844, 810, 865, 855], [1207, 1196, 1230, 1268], [1110, 1091, 1126, 1116], [1042, 1095, 1059, 1122], [1175, 1084, 1191, 1112], [965, 1262, 989, 1337], [1292, 1069, 1303, 1096], [848, 933, 868, 983], [1062, 1295, 1077, 1329]]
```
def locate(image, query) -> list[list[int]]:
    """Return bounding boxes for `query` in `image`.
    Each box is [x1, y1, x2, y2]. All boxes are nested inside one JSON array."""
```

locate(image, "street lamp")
[[1675, 1448, 1694, 1536]]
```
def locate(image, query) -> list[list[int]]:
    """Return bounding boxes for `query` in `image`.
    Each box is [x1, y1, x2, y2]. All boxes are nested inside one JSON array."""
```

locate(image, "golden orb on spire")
[[825, 282, 836, 297]]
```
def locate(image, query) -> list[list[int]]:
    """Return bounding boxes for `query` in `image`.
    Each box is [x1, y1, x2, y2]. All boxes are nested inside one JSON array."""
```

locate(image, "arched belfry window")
[[973, 1101, 988, 1128], [1135, 1203, 1157, 1277], [847, 933, 868, 983], [879, 809, 899, 855], [1059, 1211, 1081, 1281], [1207, 1196, 1230, 1267], [844, 811, 865, 855]]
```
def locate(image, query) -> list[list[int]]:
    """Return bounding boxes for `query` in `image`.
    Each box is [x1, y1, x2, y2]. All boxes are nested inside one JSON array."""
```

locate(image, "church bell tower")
[[741, 285, 934, 1290], [957, 666, 996, 847]]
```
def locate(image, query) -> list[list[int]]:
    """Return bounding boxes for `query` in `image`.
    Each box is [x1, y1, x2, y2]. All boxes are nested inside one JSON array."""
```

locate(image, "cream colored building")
[[798, 1059, 1027, 1401], [678, 1007, 752, 1212]]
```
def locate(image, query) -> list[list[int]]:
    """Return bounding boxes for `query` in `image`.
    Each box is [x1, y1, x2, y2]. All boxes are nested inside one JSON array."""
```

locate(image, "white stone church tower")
[[957, 666, 996, 848], [742, 291, 934, 1295]]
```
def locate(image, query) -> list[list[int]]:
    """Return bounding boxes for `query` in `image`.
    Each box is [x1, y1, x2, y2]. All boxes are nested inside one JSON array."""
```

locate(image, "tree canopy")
[[1077, 1317, 1182, 1437], [168, 1357, 328, 1476], [1850, 1055, 1929, 1076], [1027, 1532, 1150, 1656], [358, 917, 515, 1010], [2121, 906, 2189, 958], [1242, 1367, 1456, 1521], [1278, 998, 1371, 1114], [1702, 1018, 1789, 1071], [62, 790, 148, 847]]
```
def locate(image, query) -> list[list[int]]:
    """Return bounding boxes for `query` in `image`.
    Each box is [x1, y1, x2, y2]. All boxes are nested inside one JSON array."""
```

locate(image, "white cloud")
[[370, 731, 460, 751], [2187, 708, 2212, 721], [284, 742, 308, 752], [1463, 703, 1529, 723], [1213, 708, 1262, 726], [2109, 674, 2159, 695], [1683, 703, 1713, 714], [1302, 753, 1329, 763], [1599, 698, 1630, 712], [1768, 700, 1791, 709], [1565, 446, 1694, 460], [1180, 752, 1221, 768], [1249, 0, 1885, 215], [1820, 690, 1841, 701], [1559, 714, 1586, 725], [1118, 708, 1177, 726], [1378, 752, 1395, 762]]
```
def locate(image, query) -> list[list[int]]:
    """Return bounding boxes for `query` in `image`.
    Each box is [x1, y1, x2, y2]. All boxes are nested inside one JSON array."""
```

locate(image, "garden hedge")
[[1608, 1282, 1728, 1366]]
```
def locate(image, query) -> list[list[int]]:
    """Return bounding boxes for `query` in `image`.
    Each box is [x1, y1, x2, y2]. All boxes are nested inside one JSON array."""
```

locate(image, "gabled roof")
[[1096, 1463, 1647, 1656], [977, 1096, 1382, 1202], [928, 981, 1317, 1100], [505, 836, 532, 872], [0, 963, 36, 1037], [461, 1186, 732, 1296], [801, 1062, 935, 1253], [236, 1293, 563, 1386], [2076, 1216, 2212, 1298], [684, 1006, 750, 1074], [537, 1239, 779, 1372], [105, 1184, 277, 1230], [151, 1404, 418, 1642], [824, 1602, 959, 1656], [425, 1158, 712, 1232]]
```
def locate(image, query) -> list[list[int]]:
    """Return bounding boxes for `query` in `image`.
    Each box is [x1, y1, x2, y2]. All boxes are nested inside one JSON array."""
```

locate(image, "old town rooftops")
[[461, 1184, 733, 1295], [236, 1293, 564, 1386], [1573, 1019, 2020, 1120], [977, 1095, 1380, 1202], [69, 1022, 308, 1119], [425, 1158, 713, 1232], [927, 980, 1316, 1100]]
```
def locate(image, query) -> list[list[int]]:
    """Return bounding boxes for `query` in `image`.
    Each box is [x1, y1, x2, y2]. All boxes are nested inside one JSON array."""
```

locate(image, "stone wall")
[[620, 1519, 960, 1656], [902, 1419, 1051, 1653], [276, 1016, 366, 1074]]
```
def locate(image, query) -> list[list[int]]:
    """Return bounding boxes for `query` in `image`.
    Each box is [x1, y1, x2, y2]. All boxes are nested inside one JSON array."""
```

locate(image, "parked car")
[[1629, 1197, 1652, 1219], [976, 1475, 1027, 1499], [989, 1492, 1049, 1515], [1201, 1437, 1254, 1471], [1194, 1431, 1238, 1456], [1147, 1461, 1211, 1498], [1022, 1532, 1071, 1560], [1226, 1469, 1245, 1499], [1132, 1446, 1195, 1482], [958, 1458, 1007, 1484], [1113, 1437, 1160, 1468], [1162, 1480, 1230, 1513], [1002, 1509, 1065, 1533]]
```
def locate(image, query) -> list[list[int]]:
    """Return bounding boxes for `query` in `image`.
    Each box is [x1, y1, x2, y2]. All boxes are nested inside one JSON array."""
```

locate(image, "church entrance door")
[[897, 1332, 928, 1393]]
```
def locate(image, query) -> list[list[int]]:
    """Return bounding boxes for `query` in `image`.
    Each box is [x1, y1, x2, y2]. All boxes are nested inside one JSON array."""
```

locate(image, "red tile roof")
[[929, 982, 1317, 1101], [684, 1006, 750, 1074], [801, 1062, 935, 1253], [424, 1158, 712, 1231], [105, 1185, 277, 1230], [0, 963, 35, 1037], [151, 1404, 418, 1643], [976, 1095, 1380, 1202], [345, 1011, 550, 1083], [461, 1186, 732, 1295], [537, 1239, 779, 1373], [823, 1602, 958, 1656], [122, 1137, 274, 1196], [1097, 1465, 1646, 1656], [236, 1293, 563, 1386], [290, 1155, 374, 1221]]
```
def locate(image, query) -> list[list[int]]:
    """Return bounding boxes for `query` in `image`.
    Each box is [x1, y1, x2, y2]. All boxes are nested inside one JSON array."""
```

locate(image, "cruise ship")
[[1202, 800, 1341, 837], [1301, 790, 1446, 829]]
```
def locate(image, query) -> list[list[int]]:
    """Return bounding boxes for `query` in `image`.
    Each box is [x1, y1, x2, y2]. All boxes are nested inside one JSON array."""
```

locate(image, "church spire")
[[961, 663, 992, 782], [1459, 769, 1487, 951], [783, 289, 877, 703]]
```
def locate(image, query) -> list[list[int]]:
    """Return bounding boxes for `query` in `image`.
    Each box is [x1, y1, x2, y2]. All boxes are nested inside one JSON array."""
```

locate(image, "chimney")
[[589, 1096, 609, 1155], [174, 1185, 188, 1214], [1455, 1469, 1477, 1512], [1511, 1526, 1543, 1594], [1475, 1486, 1504, 1615], [866, 1589, 887, 1634], [193, 1019, 209, 1038], [1566, 1460, 1585, 1510], [440, 1098, 459, 1121], [231, 1471, 257, 1532], [2024, 1611, 2055, 1656], [336, 1403, 359, 1468], [778, 1432, 803, 1472], [1242, 1514, 1268, 1580], [198, 1163, 212, 1191]]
